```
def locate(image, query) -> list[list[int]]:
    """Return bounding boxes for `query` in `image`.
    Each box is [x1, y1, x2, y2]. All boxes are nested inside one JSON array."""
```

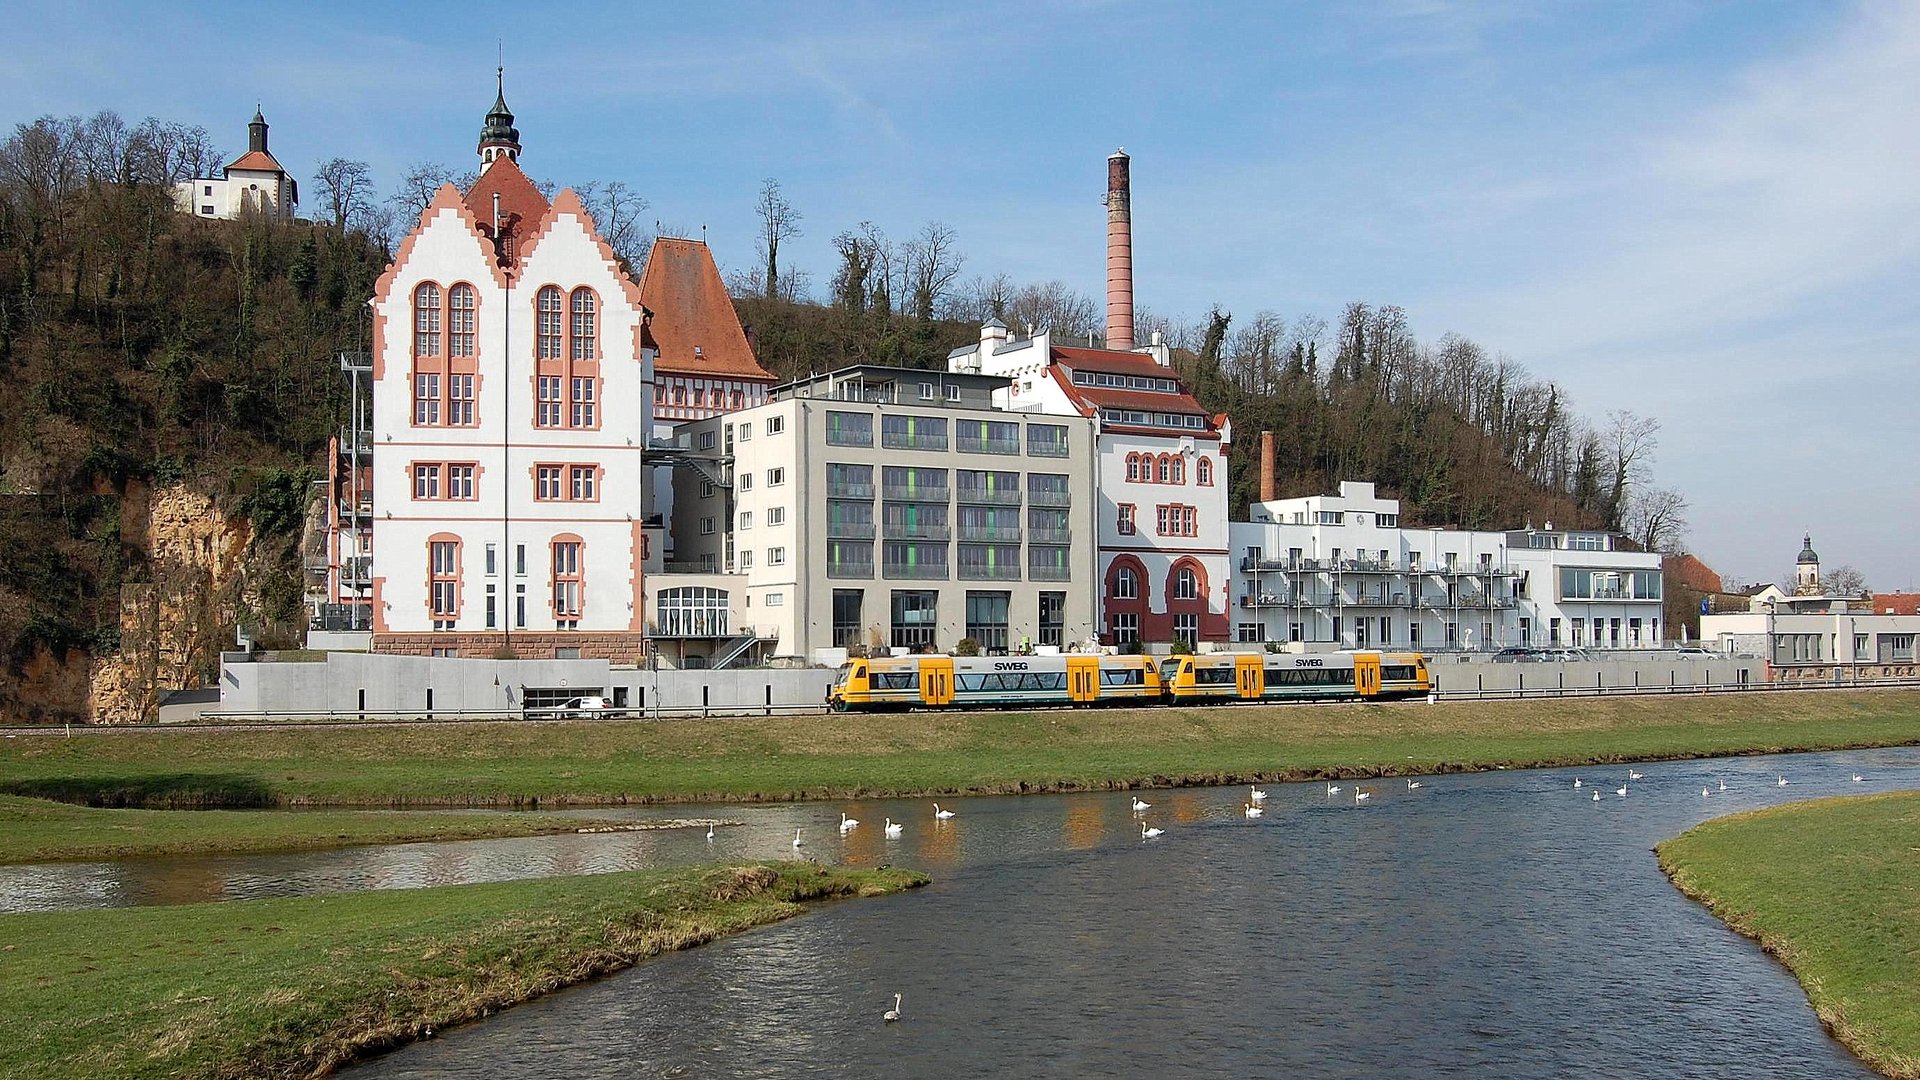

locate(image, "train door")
[[1236, 654, 1265, 700], [920, 658, 955, 706], [1067, 657, 1100, 703], [1354, 654, 1382, 697]]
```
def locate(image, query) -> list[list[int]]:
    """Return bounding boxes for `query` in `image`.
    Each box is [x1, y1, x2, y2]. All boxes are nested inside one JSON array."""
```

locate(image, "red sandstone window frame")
[[428, 535, 461, 626], [551, 536, 584, 622], [1197, 457, 1213, 486], [1117, 503, 1136, 535]]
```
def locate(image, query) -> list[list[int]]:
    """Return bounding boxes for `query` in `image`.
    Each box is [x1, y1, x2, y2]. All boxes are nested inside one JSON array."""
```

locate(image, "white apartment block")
[[363, 86, 656, 662], [1229, 481, 1664, 651], [1701, 536, 1920, 682], [173, 109, 297, 221], [664, 365, 1101, 665], [948, 324, 1233, 649]]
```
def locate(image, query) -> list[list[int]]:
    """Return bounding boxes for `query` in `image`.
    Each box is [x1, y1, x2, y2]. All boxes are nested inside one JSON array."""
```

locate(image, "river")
[[11, 747, 1918, 1076]]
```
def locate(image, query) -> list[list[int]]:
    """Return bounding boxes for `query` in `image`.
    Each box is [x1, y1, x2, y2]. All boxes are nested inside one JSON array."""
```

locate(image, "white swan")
[[1326, 782, 1341, 796], [933, 803, 956, 819], [1250, 785, 1268, 802], [884, 818, 903, 838], [1852, 774, 1865, 783], [1591, 790, 1600, 802], [1131, 796, 1151, 812], [1776, 775, 1789, 787], [1718, 779, 1727, 792], [1244, 803, 1263, 818], [840, 812, 859, 833], [1702, 787, 1711, 798], [706, 823, 715, 841], [884, 993, 902, 1023], [1141, 822, 1164, 839], [1407, 780, 1422, 790], [1628, 769, 1644, 781], [1573, 779, 1583, 789], [1615, 786, 1628, 798], [1355, 788, 1371, 803], [792, 827, 804, 849]]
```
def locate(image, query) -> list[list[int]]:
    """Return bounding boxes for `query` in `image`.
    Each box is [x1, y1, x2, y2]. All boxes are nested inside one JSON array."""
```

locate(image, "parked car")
[[1672, 647, 1718, 658], [542, 695, 623, 719], [1492, 647, 1538, 663]]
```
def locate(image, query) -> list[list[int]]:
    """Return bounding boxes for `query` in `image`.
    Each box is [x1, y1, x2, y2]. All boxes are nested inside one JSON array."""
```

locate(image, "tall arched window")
[[1115, 566, 1138, 600], [536, 287, 564, 359], [413, 283, 442, 357], [1197, 457, 1213, 486], [1171, 458, 1185, 484], [447, 284, 476, 357], [1156, 455, 1171, 484], [569, 288, 598, 360], [1175, 567, 1198, 600], [1125, 454, 1140, 482]]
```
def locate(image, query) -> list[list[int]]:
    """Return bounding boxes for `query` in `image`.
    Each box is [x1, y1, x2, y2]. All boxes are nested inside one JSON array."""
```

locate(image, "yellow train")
[[827, 650, 1428, 711]]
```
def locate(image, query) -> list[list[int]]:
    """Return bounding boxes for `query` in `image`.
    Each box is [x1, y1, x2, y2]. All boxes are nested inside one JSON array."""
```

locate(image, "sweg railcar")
[[827, 650, 1428, 711]]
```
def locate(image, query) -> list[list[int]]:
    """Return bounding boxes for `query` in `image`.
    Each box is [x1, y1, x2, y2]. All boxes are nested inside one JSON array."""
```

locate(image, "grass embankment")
[[0, 795, 699, 864], [0, 861, 926, 1080], [1659, 792, 1920, 1080], [3, 689, 1918, 807]]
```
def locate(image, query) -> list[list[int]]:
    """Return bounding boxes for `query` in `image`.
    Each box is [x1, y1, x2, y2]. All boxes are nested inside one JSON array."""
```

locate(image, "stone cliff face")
[[86, 484, 252, 724]]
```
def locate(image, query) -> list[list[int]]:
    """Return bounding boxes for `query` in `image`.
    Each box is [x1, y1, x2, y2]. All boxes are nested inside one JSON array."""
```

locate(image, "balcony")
[[883, 522, 950, 541], [1028, 527, 1072, 545], [1240, 593, 1294, 609], [882, 433, 948, 452], [959, 562, 1022, 581], [1027, 489, 1072, 508], [648, 614, 733, 638], [956, 486, 1021, 506], [827, 482, 875, 500], [1241, 557, 1297, 572], [883, 561, 949, 580], [827, 521, 876, 540], [958, 436, 1021, 455], [1028, 564, 1072, 582], [883, 485, 948, 503], [827, 558, 875, 579], [1027, 440, 1070, 458], [957, 524, 1022, 543]]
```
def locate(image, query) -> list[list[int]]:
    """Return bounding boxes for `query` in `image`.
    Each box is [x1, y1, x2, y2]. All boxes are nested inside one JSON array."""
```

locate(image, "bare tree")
[[390, 161, 474, 218], [1602, 410, 1660, 528], [754, 178, 801, 301], [830, 222, 883, 313], [903, 221, 964, 321], [577, 180, 651, 270], [1622, 486, 1689, 553], [312, 157, 373, 231], [1003, 280, 1099, 340], [1823, 564, 1868, 597]]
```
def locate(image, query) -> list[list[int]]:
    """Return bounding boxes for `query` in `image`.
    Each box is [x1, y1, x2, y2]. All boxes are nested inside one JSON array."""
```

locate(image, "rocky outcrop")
[[87, 484, 252, 724]]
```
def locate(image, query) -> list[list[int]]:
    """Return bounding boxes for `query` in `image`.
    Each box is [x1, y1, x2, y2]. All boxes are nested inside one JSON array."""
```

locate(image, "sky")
[[6, 0, 1917, 591]]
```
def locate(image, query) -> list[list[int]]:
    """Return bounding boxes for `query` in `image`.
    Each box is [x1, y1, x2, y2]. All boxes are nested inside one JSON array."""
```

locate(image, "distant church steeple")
[[248, 105, 269, 154], [478, 67, 521, 167]]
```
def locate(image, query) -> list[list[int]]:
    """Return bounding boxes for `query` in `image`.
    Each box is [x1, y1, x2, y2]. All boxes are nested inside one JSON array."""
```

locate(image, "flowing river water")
[[9, 746, 1919, 1076]]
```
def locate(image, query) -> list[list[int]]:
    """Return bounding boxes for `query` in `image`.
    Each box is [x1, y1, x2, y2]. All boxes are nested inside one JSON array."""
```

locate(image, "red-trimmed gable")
[[463, 157, 549, 267], [638, 238, 770, 380], [1871, 593, 1920, 616], [226, 149, 286, 174]]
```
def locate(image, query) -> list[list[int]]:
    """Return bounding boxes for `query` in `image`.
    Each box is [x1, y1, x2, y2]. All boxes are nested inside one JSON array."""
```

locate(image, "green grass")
[[1659, 792, 1920, 1080], [0, 861, 927, 1080], [0, 795, 686, 864], [3, 689, 1918, 807]]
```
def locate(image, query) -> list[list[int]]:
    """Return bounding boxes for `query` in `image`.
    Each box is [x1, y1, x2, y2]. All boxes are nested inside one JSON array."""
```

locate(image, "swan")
[[706, 823, 715, 841], [1131, 797, 1151, 812], [1250, 785, 1268, 802], [1573, 779, 1582, 789], [1326, 782, 1342, 796], [1244, 803, 1263, 818], [933, 804, 956, 819], [1776, 775, 1789, 787], [1628, 769, 1644, 781], [792, 827, 804, 849], [1141, 822, 1164, 839], [1591, 790, 1601, 802], [1852, 774, 1865, 783], [1355, 788, 1371, 803], [1615, 786, 1628, 798], [1702, 787, 1711, 798], [883, 993, 902, 1023], [1407, 780, 1422, 790], [884, 818, 904, 838], [840, 812, 859, 833], [1718, 779, 1727, 792]]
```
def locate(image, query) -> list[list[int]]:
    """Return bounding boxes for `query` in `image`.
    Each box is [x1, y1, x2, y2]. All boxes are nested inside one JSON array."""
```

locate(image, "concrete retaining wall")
[[1428, 655, 1759, 697]]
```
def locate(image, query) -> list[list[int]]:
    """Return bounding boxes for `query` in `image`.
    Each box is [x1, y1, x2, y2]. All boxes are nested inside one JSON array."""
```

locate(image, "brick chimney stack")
[[1259, 431, 1277, 502], [1105, 149, 1134, 351]]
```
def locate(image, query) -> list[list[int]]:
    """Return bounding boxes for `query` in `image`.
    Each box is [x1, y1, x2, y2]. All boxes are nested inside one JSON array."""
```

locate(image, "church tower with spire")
[[478, 68, 521, 167]]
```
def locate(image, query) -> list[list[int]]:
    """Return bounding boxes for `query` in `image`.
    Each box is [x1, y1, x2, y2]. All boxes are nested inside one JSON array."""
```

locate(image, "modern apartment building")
[[1229, 479, 1664, 651], [669, 365, 1101, 662]]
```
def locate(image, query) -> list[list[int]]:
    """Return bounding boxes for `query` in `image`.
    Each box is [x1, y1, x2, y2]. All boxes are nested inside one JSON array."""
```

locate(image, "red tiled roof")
[[1871, 593, 1920, 616], [1664, 553, 1725, 594], [463, 157, 549, 267], [1050, 345, 1175, 378], [637, 238, 770, 380], [225, 149, 285, 174]]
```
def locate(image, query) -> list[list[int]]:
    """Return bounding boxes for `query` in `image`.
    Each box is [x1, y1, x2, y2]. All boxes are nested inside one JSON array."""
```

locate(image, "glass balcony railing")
[[883, 562, 949, 580]]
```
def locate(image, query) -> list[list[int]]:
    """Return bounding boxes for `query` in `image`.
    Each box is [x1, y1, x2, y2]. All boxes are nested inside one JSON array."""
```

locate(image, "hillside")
[[0, 163, 384, 720]]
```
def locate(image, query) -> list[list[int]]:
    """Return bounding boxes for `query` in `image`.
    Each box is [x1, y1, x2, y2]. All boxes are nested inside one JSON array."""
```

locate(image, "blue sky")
[[8, 0, 1917, 590]]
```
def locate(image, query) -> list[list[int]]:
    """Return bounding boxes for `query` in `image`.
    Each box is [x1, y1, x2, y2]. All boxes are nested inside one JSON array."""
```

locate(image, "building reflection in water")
[[1062, 799, 1108, 850]]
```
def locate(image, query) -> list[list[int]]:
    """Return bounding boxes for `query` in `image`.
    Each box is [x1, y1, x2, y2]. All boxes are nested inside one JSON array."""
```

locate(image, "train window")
[[876, 671, 919, 690], [1101, 669, 1143, 686], [1383, 665, 1420, 681], [1196, 666, 1238, 685], [956, 674, 987, 692]]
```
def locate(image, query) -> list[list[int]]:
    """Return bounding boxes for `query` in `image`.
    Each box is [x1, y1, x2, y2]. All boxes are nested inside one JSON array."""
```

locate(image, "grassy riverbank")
[[1659, 792, 1920, 1080], [0, 861, 925, 1080], [0, 795, 705, 864], [2, 689, 1917, 807]]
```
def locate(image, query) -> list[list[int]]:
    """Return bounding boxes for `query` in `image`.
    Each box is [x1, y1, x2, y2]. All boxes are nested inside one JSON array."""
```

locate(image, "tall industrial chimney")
[[1105, 149, 1134, 351], [1259, 431, 1277, 503]]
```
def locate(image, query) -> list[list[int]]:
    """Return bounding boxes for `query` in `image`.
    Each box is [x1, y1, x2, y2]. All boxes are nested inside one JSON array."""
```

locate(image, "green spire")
[[479, 66, 520, 158]]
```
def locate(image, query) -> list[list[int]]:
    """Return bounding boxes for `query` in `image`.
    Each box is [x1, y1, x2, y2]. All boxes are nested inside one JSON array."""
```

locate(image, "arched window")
[[1171, 458, 1184, 485], [569, 288, 598, 360], [1156, 455, 1171, 484], [1125, 454, 1139, 482], [412, 283, 441, 357], [1115, 566, 1138, 600], [536, 286, 564, 359], [447, 284, 476, 357], [657, 587, 731, 637], [1175, 567, 1198, 600], [1197, 457, 1213, 486]]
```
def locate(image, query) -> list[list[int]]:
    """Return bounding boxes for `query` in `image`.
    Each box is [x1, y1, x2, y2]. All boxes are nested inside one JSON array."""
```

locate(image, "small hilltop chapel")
[[359, 73, 658, 661], [173, 108, 299, 220]]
